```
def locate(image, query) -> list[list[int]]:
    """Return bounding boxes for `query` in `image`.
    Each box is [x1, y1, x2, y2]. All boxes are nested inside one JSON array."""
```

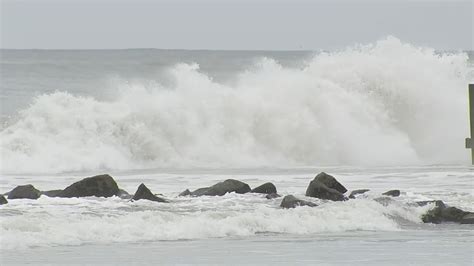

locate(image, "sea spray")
[[0, 37, 471, 174]]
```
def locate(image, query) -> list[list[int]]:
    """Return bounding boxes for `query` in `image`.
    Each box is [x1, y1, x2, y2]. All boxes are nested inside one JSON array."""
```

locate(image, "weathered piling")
[[466, 84, 474, 164]]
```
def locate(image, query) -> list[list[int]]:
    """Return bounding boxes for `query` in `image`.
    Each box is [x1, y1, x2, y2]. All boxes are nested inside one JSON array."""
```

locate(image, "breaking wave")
[[0, 37, 471, 173], [0, 194, 428, 250]]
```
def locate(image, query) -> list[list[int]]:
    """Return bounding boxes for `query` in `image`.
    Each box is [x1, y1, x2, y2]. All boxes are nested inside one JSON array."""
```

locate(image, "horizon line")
[[1, 47, 473, 53], [0, 47, 319, 52]]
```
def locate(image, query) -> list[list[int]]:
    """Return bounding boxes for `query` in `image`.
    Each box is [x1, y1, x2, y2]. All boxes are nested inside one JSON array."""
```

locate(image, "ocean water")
[[1, 167, 473, 265], [1, 37, 474, 265]]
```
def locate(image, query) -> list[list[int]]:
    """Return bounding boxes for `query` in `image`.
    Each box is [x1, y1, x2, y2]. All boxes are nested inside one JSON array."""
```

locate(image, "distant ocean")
[[1, 37, 473, 265]]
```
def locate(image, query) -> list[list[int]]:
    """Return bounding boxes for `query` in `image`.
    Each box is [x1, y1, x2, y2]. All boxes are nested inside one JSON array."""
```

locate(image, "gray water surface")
[[3, 229, 473, 265]]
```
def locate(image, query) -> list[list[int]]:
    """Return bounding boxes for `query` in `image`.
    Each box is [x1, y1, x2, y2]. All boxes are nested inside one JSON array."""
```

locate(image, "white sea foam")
[[1, 168, 472, 251], [0, 37, 471, 173], [0, 193, 428, 250]]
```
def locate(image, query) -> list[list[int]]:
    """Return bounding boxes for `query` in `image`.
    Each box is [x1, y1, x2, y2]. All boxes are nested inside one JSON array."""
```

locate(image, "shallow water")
[[4, 229, 474, 265], [1, 166, 473, 265]]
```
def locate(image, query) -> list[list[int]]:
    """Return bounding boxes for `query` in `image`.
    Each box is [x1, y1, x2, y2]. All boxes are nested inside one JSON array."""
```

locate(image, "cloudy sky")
[[1, 0, 472, 50]]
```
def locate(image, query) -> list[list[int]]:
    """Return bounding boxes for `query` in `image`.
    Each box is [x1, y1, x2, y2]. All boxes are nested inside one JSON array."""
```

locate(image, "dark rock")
[[190, 179, 251, 196], [460, 213, 474, 224], [382, 190, 400, 197], [439, 207, 471, 222], [312, 172, 347, 194], [0, 195, 7, 205], [349, 189, 370, 199], [421, 207, 442, 224], [132, 183, 168, 203], [265, 193, 281, 199], [306, 181, 346, 201], [117, 189, 132, 199], [305, 172, 348, 201], [190, 187, 210, 196], [280, 195, 317, 209], [41, 190, 63, 197], [8, 184, 41, 199], [178, 189, 192, 197], [422, 206, 473, 224], [58, 174, 119, 198], [251, 182, 277, 194], [209, 179, 251, 195]]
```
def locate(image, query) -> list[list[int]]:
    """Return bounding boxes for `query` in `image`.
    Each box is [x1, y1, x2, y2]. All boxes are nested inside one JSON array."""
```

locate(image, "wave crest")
[[1, 37, 470, 173]]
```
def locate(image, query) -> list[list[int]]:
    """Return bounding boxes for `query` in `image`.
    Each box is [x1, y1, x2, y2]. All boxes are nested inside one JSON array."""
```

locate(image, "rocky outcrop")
[[58, 174, 119, 198], [280, 195, 317, 209], [8, 184, 41, 199], [461, 213, 474, 224], [265, 193, 281, 199], [189, 179, 251, 196], [190, 187, 210, 196], [251, 182, 277, 194], [349, 189, 370, 199], [132, 184, 168, 203], [312, 172, 347, 193], [422, 205, 474, 224], [305, 173, 346, 201], [0, 195, 7, 205], [305, 172, 347, 201], [307, 182, 346, 201], [382, 190, 400, 197], [41, 190, 63, 197]]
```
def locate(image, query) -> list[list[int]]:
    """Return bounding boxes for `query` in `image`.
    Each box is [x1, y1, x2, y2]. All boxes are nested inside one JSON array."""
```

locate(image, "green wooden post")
[[466, 84, 474, 164]]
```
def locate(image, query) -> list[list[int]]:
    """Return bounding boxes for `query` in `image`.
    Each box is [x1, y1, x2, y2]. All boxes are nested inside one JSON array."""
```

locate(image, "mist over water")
[[0, 37, 472, 173]]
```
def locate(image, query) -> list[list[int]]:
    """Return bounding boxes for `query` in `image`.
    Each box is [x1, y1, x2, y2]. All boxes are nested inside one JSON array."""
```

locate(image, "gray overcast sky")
[[0, 0, 472, 50]]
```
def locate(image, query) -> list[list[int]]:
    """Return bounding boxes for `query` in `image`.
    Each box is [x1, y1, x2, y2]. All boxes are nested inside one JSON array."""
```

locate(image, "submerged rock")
[[349, 189, 370, 199], [132, 183, 168, 203], [305, 172, 347, 201], [251, 182, 277, 194], [382, 190, 400, 197], [8, 184, 41, 200], [190, 179, 251, 196], [58, 174, 119, 198], [0, 195, 7, 205], [373, 196, 394, 206], [265, 193, 281, 199], [280, 195, 317, 209], [41, 190, 63, 197]]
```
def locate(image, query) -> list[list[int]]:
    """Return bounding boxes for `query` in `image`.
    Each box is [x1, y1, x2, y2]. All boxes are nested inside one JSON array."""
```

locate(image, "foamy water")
[[1, 37, 472, 174], [1, 166, 472, 251], [1, 38, 473, 265]]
